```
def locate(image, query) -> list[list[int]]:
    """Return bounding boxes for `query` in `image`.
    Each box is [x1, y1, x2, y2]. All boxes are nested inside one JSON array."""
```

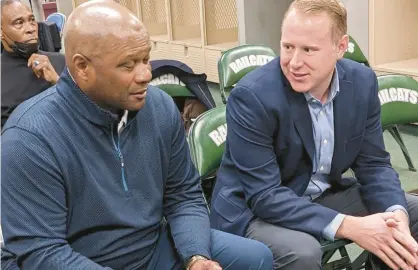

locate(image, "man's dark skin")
[[1, 0, 60, 83]]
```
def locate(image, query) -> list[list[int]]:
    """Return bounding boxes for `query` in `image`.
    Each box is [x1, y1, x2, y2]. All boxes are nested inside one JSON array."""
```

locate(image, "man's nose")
[[24, 22, 37, 34], [135, 65, 152, 84], [289, 51, 303, 69]]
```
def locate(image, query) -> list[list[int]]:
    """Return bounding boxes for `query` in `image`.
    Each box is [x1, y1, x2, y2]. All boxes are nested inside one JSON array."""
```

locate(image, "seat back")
[[218, 44, 276, 103], [343, 35, 370, 67], [378, 75, 418, 127], [45, 12, 66, 34], [188, 106, 227, 178], [155, 84, 195, 98]]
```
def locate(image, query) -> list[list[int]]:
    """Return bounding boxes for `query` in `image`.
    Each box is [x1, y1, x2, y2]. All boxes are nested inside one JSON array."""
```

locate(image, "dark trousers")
[[146, 223, 273, 270], [246, 183, 418, 270]]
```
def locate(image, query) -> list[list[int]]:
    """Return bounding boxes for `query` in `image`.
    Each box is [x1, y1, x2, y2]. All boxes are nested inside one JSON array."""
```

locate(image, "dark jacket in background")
[[38, 21, 61, 52], [151, 59, 216, 109]]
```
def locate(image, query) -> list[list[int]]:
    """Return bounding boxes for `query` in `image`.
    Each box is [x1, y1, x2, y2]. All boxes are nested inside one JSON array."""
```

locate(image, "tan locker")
[[369, 0, 418, 78], [204, 49, 222, 83], [170, 43, 187, 62], [204, 0, 238, 47], [170, 0, 202, 46], [113, 0, 138, 15], [203, 0, 239, 82], [150, 41, 170, 60], [184, 46, 205, 74], [140, 0, 168, 40]]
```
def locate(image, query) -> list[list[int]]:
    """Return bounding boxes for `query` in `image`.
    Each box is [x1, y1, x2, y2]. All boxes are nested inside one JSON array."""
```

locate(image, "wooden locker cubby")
[[139, 0, 168, 41], [170, 0, 202, 47], [204, 0, 238, 50], [369, 0, 418, 78]]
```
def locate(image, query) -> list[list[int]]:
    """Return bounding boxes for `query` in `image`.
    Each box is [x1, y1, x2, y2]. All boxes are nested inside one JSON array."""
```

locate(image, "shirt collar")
[[58, 68, 121, 128], [118, 110, 128, 133], [304, 67, 340, 104]]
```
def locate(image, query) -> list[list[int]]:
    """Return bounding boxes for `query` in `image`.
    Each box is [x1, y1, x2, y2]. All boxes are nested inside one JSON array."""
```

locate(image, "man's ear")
[[336, 34, 349, 59], [72, 54, 92, 82]]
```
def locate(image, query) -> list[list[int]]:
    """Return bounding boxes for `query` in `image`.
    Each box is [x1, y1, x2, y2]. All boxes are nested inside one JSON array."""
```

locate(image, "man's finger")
[[393, 228, 418, 254], [386, 219, 399, 228], [27, 54, 36, 67], [209, 264, 222, 270], [379, 212, 397, 220], [27, 53, 43, 67], [390, 238, 417, 267], [375, 249, 399, 270], [31, 67, 42, 78], [203, 261, 222, 270], [31, 63, 48, 79], [33, 62, 48, 71], [381, 244, 411, 270]]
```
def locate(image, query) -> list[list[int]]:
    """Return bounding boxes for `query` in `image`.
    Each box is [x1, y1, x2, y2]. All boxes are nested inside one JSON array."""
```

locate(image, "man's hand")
[[189, 260, 222, 270], [337, 212, 417, 270], [386, 210, 418, 269], [28, 54, 60, 85]]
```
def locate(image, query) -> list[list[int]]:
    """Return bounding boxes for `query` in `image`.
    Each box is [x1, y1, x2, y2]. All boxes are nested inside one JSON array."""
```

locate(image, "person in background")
[[1, 1, 273, 269], [209, 0, 418, 269], [1, 0, 65, 128]]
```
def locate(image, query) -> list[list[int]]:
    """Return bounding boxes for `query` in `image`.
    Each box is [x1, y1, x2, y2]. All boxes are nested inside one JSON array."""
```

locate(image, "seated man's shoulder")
[[238, 57, 282, 91], [337, 59, 378, 105], [231, 57, 286, 105], [2, 86, 60, 135], [337, 58, 376, 83]]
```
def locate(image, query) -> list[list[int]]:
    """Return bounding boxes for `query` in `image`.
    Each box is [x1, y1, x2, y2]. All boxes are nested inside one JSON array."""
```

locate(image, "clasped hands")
[[338, 210, 417, 270]]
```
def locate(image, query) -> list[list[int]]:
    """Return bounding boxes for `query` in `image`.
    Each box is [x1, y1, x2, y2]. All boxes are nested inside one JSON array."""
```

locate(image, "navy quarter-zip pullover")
[[1, 69, 210, 269]]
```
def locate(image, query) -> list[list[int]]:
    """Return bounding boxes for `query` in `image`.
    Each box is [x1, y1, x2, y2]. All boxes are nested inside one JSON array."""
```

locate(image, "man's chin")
[[289, 82, 311, 93], [126, 100, 146, 111]]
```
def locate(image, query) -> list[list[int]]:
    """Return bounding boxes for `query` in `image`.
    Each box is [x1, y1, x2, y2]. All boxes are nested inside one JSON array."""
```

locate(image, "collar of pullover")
[[57, 68, 124, 129]]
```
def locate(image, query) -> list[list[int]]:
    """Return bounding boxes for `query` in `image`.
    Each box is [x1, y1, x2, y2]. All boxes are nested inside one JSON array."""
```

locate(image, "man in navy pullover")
[[0, 1, 273, 269]]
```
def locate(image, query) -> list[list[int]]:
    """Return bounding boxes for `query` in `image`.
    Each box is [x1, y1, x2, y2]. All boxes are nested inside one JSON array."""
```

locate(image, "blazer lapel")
[[284, 81, 315, 162], [331, 64, 354, 175]]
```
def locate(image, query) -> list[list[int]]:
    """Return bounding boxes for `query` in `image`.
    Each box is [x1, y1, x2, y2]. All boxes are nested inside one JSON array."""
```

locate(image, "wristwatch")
[[186, 255, 209, 270]]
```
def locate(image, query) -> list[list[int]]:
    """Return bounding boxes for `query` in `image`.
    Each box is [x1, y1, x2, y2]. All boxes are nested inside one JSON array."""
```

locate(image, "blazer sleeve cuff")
[[386, 204, 409, 222], [322, 213, 346, 241]]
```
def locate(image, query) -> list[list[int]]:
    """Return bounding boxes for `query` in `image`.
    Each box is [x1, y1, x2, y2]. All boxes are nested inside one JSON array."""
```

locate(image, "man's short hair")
[[285, 0, 348, 41], [1, 0, 21, 11]]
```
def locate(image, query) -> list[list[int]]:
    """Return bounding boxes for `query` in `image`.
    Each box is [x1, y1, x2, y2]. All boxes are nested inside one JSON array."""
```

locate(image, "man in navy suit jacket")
[[210, 0, 418, 269]]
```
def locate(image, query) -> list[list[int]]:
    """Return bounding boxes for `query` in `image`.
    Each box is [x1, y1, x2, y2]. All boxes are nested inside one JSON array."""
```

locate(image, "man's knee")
[[283, 238, 322, 269], [210, 229, 273, 270], [239, 239, 274, 269], [246, 219, 322, 269]]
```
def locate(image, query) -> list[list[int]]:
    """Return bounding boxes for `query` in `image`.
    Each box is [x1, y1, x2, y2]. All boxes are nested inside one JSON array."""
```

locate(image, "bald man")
[[1, 1, 273, 269]]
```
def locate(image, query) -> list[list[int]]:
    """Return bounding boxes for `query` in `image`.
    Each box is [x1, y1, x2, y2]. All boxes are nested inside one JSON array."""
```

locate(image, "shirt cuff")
[[323, 213, 346, 241], [386, 205, 409, 222]]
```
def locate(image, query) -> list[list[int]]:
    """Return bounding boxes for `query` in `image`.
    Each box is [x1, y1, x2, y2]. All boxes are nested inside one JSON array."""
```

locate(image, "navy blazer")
[[209, 57, 407, 239]]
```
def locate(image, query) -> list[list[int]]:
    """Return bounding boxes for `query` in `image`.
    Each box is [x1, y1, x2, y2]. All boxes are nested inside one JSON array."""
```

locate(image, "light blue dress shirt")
[[303, 68, 407, 241]]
